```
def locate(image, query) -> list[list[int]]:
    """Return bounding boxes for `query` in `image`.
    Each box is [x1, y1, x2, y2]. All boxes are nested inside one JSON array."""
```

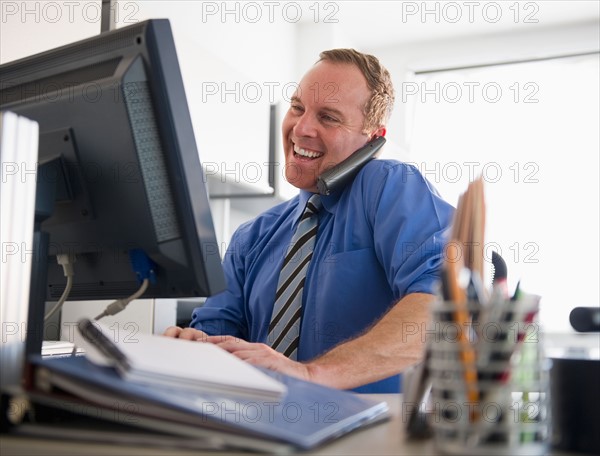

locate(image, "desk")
[[0, 394, 580, 456]]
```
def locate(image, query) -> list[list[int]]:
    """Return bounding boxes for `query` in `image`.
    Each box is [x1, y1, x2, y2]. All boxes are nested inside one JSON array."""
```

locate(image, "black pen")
[[77, 318, 131, 371]]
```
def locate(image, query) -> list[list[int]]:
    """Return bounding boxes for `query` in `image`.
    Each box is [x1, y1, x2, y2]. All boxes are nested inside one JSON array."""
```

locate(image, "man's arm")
[[305, 292, 432, 389], [207, 292, 433, 389]]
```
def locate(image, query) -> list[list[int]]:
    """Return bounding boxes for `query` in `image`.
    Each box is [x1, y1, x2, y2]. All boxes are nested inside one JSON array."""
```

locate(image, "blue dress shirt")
[[191, 159, 454, 393]]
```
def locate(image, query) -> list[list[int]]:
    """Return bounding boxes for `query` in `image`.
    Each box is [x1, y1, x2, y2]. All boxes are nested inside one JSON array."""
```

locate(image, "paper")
[[76, 320, 287, 400], [0, 111, 39, 390], [29, 354, 389, 451]]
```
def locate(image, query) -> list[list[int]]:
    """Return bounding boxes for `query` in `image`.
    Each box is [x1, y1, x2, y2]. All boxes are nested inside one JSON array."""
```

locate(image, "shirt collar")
[[291, 189, 343, 230], [320, 189, 342, 213], [291, 191, 312, 230]]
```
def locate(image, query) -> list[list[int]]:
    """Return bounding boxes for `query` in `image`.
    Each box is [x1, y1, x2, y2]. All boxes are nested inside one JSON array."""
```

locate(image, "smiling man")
[[165, 49, 454, 393], [282, 56, 382, 191]]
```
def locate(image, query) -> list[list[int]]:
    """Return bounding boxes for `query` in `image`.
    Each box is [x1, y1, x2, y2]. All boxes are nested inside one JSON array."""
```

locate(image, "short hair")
[[318, 49, 395, 133]]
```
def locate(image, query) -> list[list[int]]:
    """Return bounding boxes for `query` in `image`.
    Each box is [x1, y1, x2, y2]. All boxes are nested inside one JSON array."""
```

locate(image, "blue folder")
[[26, 355, 389, 451]]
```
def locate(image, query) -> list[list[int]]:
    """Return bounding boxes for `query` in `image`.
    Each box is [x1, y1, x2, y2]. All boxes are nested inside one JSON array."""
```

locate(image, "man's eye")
[[320, 114, 338, 123], [290, 104, 304, 113]]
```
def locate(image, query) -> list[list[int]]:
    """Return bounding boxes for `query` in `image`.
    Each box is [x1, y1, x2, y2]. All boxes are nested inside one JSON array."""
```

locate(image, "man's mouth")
[[293, 144, 324, 160]]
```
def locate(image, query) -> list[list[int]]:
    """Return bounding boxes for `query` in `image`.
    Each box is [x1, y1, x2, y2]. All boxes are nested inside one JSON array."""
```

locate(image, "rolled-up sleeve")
[[371, 163, 454, 299]]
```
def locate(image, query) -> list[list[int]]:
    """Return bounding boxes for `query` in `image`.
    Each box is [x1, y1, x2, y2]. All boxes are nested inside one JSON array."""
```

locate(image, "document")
[[0, 111, 39, 391], [75, 318, 287, 400], [27, 355, 389, 452]]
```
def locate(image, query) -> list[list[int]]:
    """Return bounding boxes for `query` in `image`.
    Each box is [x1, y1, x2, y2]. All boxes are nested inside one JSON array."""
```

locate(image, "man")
[[165, 49, 454, 393]]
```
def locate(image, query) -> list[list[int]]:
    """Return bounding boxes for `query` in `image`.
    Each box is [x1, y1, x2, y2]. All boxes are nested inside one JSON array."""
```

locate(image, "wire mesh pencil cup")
[[427, 295, 551, 455]]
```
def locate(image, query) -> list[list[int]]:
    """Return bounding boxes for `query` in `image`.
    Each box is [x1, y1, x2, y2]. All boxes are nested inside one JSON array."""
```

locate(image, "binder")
[[26, 355, 389, 452], [75, 318, 286, 400], [0, 111, 39, 392]]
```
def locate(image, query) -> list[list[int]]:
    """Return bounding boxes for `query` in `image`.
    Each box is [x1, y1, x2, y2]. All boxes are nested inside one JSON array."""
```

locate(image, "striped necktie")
[[269, 194, 322, 360]]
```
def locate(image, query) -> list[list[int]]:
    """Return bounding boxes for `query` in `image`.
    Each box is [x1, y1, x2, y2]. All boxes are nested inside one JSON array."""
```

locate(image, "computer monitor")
[[0, 20, 226, 342]]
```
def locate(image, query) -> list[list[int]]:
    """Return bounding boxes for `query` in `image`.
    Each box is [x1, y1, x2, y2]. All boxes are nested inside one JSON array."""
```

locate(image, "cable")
[[44, 254, 76, 322], [94, 249, 155, 320], [94, 278, 149, 321]]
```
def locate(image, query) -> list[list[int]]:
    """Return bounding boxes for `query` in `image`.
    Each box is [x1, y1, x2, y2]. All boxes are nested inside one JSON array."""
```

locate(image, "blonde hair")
[[318, 49, 395, 133]]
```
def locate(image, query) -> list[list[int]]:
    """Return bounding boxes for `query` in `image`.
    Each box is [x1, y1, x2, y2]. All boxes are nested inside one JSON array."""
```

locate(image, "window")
[[407, 54, 599, 332]]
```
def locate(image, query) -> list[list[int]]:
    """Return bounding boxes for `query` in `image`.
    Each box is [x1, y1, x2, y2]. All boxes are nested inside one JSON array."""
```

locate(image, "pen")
[[511, 280, 521, 302], [444, 242, 479, 421], [77, 318, 131, 371]]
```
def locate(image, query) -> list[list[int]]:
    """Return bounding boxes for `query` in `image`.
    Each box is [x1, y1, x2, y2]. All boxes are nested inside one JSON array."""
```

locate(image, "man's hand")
[[163, 326, 209, 341], [162, 329, 314, 382], [205, 335, 314, 382], [163, 292, 431, 390]]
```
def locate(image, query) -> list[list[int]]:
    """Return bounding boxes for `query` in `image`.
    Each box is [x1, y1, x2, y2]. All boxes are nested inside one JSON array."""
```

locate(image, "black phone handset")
[[316, 136, 386, 195]]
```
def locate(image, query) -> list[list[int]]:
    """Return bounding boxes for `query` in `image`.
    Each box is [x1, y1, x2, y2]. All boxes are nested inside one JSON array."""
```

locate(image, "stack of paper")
[[0, 111, 39, 391], [41, 341, 85, 358], [20, 320, 390, 452], [75, 319, 287, 400], [26, 353, 389, 452]]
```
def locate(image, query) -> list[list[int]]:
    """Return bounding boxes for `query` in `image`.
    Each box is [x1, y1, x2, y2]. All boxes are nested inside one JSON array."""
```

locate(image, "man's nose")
[[293, 113, 318, 137]]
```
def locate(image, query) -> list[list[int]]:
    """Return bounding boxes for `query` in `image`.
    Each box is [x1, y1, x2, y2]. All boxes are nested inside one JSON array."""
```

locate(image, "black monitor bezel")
[[0, 19, 226, 301]]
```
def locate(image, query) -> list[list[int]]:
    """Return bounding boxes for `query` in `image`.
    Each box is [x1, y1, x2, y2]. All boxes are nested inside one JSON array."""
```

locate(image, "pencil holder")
[[426, 296, 551, 456]]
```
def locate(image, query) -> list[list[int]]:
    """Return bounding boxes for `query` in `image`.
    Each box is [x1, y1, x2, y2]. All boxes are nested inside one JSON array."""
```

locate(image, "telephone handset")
[[316, 136, 386, 195]]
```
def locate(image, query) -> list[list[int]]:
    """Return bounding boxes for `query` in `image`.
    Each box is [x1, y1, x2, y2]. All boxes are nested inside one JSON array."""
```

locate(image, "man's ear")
[[370, 126, 386, 139]]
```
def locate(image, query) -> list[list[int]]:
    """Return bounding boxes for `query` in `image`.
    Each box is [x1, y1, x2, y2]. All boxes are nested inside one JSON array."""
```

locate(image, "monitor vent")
[[48, 281, 141, 300], [1, 58, 120, 106], [1, 23, 145, 82], [123, 81, 181, 243]]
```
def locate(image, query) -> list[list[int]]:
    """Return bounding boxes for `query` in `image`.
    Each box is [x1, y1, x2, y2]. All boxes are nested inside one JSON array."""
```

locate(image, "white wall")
[[3, 1, 597, 195], [0, 0, 297, 195]]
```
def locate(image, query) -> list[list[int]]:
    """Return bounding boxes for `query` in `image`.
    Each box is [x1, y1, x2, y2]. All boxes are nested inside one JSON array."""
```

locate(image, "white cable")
[[44, 254, 75, 322], [94, 278, 149, 321]]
